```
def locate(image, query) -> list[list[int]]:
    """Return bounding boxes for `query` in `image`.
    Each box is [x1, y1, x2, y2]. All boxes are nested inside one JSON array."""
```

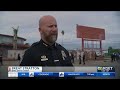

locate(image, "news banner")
[[8, 66, 115, 77]]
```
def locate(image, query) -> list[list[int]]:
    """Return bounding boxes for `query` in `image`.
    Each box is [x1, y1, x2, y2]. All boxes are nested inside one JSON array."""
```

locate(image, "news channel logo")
[[97, 67, 115, 72], [59, 72, 64, 77]]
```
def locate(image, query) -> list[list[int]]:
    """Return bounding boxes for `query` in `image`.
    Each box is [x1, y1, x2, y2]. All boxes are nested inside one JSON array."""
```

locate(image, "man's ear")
[[39, 28, 41, 32], [39, 28, 43, 34]]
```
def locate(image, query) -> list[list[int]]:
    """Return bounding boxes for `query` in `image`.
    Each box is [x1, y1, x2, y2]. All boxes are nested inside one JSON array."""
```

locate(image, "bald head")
[[38, 15, 58, 45], [39, 15, 57, 28]]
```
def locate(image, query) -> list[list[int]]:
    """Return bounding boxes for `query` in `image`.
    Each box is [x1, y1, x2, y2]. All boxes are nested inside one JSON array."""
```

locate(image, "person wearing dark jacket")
[[19, 15, 74, 79]]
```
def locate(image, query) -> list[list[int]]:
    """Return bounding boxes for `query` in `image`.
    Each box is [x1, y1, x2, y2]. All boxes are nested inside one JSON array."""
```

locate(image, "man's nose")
[[52, 26, 58, 32]]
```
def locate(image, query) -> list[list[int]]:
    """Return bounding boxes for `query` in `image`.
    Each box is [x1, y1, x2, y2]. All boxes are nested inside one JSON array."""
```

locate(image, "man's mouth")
[[51, 33, 57, 35], [51, 35, 57, 40]]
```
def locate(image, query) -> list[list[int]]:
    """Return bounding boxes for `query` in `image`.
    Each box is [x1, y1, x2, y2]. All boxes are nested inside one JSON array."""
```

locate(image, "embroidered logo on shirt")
[[61, 50, 66, 60], [54, 60, 59, 62], [41, 55, 48, 61]]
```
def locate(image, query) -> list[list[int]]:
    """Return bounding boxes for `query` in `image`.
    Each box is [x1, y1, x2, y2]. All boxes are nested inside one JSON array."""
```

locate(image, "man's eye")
[[48, 25, 53, 28], [48, 25, 57, 28], [55, 25, 57, 28]]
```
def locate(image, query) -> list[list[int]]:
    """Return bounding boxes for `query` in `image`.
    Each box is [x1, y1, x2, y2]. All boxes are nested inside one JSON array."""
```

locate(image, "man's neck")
[[41, 39, 55, 46]]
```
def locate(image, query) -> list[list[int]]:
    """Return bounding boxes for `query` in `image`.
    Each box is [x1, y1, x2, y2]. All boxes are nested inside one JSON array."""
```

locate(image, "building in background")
[[0, 34, 30, 60]]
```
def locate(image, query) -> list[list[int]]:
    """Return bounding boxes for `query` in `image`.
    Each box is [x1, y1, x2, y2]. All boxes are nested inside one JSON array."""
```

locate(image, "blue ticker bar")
[[17, 72, 115, 77], [96, 72, 115, 77], [34, 72, 58, 77], [62, 72, 115, 77], [18, 72, 29, 77], [64, 72, 87, 77]]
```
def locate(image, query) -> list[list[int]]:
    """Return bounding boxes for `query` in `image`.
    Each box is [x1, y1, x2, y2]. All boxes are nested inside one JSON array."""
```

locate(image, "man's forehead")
[[42, 15, 55, 19], [40, 16, 56, 22], [39, 16, 57, 26]]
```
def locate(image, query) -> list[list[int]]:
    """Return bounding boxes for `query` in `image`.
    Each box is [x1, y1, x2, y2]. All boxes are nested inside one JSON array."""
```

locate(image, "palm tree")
[[61, 30, 64, 46], [12, 26, 19, 50]]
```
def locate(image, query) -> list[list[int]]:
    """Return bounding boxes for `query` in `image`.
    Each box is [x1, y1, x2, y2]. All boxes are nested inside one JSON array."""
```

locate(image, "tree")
[[61, 30, 64, 46], [61, 30, 64, 35], [108, 46, 112, 55], [12, 26, 19, 50]]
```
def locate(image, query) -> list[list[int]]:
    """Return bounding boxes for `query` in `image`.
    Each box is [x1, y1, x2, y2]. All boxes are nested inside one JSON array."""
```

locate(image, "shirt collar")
[[40, 39, 57, 48]]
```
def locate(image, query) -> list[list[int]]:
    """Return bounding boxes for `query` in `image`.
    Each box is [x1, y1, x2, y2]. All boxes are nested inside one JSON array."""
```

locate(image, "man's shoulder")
[[31, 41, 41, 47], [56, 43, 68, 52], [56, 43, 64, 49], [25, 41, 41, 52]]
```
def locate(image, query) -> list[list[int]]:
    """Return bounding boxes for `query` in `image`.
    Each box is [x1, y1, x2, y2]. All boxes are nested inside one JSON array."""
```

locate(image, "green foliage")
[[108, 46, 120, 56], [108, 46, 113, 55]]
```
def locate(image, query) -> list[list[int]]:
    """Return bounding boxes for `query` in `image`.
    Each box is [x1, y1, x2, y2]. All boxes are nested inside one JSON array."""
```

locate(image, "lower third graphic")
[[59, 72, 64, 77]]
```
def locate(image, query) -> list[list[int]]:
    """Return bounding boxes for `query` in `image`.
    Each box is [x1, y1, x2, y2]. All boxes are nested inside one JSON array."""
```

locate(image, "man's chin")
[[46, 35, 57, 44], [51, 39, 57, 43], [52, 36, 57, 42]]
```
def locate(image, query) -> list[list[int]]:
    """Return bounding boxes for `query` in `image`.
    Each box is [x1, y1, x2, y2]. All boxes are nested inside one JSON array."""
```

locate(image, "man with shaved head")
[[39, 15, 58, 46], [20, 15, 74, 78]]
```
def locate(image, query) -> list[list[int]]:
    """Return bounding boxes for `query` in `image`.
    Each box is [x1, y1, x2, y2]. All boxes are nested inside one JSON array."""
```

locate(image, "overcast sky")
[[0, 11, 120, 50]]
